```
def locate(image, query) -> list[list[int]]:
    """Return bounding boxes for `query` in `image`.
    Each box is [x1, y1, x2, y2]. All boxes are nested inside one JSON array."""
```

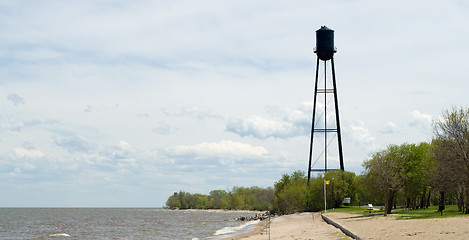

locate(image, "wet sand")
[[222, 212, 350, 240]]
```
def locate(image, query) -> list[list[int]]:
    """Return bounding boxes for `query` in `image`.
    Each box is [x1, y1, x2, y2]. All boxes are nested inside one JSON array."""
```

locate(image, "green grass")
[[329, 205, 469, 220], [327, 205, 385, 216], [392, 205, 466, 219], [328, 206, 368, 214]]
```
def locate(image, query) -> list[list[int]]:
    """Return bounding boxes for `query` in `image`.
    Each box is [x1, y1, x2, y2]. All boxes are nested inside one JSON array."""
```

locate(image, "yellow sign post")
[[324, 179, 328, 214]]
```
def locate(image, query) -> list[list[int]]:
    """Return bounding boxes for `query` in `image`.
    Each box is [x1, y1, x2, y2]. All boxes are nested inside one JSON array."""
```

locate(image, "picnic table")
[[367, 204, 374, 213]]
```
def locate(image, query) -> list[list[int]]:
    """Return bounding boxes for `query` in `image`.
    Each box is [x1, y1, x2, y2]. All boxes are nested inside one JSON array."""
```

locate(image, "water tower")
[[307, 26, 344, 183]]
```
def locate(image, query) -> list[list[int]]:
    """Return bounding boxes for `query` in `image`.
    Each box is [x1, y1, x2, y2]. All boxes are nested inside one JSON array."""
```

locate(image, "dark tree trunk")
[[458, 188, 464, 212], [465, 187, 469, 214], [426, 189, 431, 209], [438, 191, 445, 213], [385, 191, 395, 215], [406, 197, 410, 209], [384, 191, 389, 216], [419, 188, 426, 209]]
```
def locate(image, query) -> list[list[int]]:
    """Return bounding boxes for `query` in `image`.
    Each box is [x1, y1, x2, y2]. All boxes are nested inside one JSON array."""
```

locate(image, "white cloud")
[[348, 121, 376, 150], [7, 93, 25, 105], [409, 110, 433, 131], [266, 102, 312, 128], [380, 122, 400, 134], [161, 106, 223, 120], [83, 104, 118, 113], [101, 140, 136, 160], [54, 135, 94, 153], [166, 140, 268, 161], [153, 122, 171, 135], [226, 103, 312, 139], [226, 116, 295, 139], [84, 104, 93, 112], [8, 122, 24, 132], [12, 147, 44, 159], [0, 117, 58, 134], [22, 141, 36, 150]]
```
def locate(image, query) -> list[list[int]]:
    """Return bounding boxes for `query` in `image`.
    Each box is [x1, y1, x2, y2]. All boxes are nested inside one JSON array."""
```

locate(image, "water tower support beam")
[[331, 57, 344, 171], [307, 58, 320, 184]]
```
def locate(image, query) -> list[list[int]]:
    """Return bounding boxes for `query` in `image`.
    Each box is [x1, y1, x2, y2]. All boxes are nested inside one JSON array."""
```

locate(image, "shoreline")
[[221, 212, 349, 240], [171, 208, 264, 213], [219, 220, 267, 240]]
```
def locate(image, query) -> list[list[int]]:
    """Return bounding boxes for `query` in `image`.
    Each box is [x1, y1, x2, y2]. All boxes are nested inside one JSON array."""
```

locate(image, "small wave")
[[49, 233, 71, 237], [213, 220, 260, 236]]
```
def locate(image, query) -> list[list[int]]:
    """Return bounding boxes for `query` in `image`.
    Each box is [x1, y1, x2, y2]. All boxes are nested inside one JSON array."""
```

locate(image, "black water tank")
[[314, 26, 336, 61]]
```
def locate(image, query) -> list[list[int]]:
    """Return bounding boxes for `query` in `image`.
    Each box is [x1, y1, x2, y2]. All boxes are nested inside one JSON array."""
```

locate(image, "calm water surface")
[[0, 208, 259, 240]]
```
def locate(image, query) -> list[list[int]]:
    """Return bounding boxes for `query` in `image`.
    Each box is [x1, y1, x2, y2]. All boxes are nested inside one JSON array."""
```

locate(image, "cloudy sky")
[[1, 0, 468, 207]]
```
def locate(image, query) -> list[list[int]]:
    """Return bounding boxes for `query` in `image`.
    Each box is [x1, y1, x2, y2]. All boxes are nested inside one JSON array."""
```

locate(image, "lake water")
[[0, 208, 260, 240]]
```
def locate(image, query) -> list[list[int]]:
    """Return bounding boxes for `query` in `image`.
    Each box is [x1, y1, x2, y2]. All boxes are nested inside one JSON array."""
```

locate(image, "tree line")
[[165, 170, 356, 214], [165, 186, 274, 211], [165, 107, 469, 215]]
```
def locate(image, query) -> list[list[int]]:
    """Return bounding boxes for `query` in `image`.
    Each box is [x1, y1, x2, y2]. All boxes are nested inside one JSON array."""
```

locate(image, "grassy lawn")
[[329, 205, 469, 220], [392, 205, 466, 219], [328, 206, 372, 214]]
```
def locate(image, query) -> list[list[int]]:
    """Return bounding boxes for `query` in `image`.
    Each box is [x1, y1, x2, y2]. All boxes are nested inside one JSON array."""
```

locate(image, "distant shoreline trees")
[[165, 186, 274, 211], [165, 170, 356, 213]]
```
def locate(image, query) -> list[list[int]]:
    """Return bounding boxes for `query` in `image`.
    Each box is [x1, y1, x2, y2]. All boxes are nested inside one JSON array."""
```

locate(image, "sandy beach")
[[223, 211, 469, 240], [326, 212, 469, 240], [223, 212, 350, 240]]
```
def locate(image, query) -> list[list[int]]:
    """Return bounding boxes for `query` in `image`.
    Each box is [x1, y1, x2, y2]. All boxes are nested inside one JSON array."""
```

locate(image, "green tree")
[[190, 193, 209, 209], [363, 145, 405, 215], [208, 190, 229, 209], [231, 187, 252, 209], [273, 171, 308, 214], [364, 142, 435, 215], [252, 186, 274, 210], [354, 174, 381, 206], [306, 175, 327, 211], [433, 107, 469, 214], [232, 186, 274, 210], [324, 170, 356, 208], [166, 192, 181, 209], [400, 142, 434, 209]]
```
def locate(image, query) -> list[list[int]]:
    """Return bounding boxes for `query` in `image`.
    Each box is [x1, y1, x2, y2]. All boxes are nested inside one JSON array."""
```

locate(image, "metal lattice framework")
[[307, 52, 344, 183]]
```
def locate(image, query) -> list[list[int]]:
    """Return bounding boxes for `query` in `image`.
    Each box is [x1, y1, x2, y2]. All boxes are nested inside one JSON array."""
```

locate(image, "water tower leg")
[[308, 57, 320, 183], [331, 57, 344, 171]]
